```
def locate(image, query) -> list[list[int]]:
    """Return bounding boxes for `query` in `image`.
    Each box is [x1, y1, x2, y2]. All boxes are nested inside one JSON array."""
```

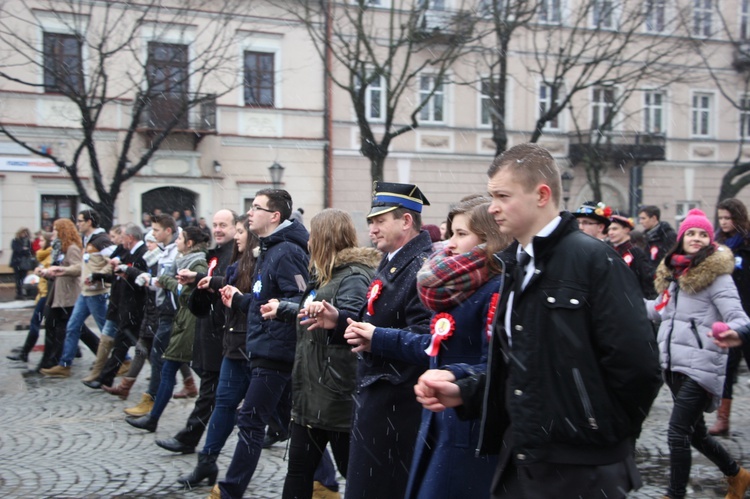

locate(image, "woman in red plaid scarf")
[[345, 197, 511, 499]]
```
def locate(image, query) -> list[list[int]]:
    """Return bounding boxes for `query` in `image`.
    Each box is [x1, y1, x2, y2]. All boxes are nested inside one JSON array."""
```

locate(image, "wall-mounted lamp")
[[213, 160, 222, 174], [269, 161, 285, 189]]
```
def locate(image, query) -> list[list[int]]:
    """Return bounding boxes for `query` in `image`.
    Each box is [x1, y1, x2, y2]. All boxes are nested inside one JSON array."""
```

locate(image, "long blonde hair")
[[309, 209, 358, 286]]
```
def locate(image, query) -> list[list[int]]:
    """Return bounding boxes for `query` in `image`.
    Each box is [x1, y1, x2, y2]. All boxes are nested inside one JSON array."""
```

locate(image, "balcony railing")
[[137, 92, 217, 133], [414, 9, 473, 43], [568, 130, 666, 165], [733, 42, 750, 72]]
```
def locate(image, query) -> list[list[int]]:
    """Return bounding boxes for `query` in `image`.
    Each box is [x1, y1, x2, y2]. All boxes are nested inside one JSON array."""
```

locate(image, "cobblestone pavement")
[[2, 301, 750, 498]]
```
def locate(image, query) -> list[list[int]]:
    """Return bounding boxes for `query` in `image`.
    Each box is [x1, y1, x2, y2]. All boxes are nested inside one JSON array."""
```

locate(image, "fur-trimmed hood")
[[654, 244, 735, 294], [334, 246, 382, 269]]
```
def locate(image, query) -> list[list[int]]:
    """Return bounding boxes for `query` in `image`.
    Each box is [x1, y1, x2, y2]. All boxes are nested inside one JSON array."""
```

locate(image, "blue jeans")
[[202, 357, 250, 455], [21, 296, 47, 356], [150, 359, 181, 420], [219, 366, 291, 498], [60, 294, 108, 366], [148, 316, 174, 397]]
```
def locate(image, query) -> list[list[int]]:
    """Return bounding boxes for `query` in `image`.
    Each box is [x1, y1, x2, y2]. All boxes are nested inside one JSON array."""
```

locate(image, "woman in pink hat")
[[645, 209, 750, 499]]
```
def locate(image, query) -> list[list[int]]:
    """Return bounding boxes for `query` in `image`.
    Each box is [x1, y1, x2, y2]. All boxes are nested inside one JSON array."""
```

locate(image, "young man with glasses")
[[216, 189, 309, 498], [572, 201, 611, 241]]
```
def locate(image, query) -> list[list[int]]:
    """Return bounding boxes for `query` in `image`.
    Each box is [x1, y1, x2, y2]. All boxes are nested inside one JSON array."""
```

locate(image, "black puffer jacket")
[[456, 212, 661, 466]]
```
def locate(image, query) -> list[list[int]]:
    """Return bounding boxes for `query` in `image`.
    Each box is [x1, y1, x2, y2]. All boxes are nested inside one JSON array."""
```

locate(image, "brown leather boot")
[[709, 398, 732, 436], [173, 375, 198, 399], [124, 393, 154, 416], [102, 376, 136, 400], [726, 467, 750, 499], [82, 335, 114, 383]]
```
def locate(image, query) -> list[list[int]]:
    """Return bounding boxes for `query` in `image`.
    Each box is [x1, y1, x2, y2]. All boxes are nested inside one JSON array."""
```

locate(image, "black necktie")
[[514, 250, 531, 294]]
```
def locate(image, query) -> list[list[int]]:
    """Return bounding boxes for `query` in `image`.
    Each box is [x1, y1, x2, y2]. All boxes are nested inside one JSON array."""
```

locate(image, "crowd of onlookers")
[[5, 143, 750, 499]]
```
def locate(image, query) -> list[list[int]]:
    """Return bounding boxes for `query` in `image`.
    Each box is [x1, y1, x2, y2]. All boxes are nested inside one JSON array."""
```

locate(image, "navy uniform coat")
[[336, 230, 433, 499]]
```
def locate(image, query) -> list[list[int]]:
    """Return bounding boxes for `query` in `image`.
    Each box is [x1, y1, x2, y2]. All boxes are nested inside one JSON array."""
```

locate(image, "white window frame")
[[356, 71, 386, 122], [36, 12, 89, 91], [644, 0, 666, 33], [418, 74, 446, 124], [591, 86, 616, 132], [692, 0, 713, 37], [643, 90, 665, 134], [539, 0, 562, 24], [740, 94, 750, 139], [539, 83, 563, 131], [742, 0, 750, 40], [676, 200, 701, 223], [690, 91, 714, 137]]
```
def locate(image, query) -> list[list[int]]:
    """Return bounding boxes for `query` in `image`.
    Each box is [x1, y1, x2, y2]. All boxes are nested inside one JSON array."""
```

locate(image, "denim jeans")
[[219, 366, 291, 498], [148, 316, 174, 397], [665, 371, 740, 498], [202, 357, 250, 455], [150, 359, 181, 420], [59, 293, 108, 366]]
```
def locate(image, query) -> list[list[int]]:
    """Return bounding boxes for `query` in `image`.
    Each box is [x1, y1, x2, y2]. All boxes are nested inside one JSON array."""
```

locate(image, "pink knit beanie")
[[678, 209, 714, 244]]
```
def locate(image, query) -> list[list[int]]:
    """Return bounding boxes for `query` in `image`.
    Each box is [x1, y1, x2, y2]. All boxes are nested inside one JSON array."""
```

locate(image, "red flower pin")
[[366, 279, 383, 316]]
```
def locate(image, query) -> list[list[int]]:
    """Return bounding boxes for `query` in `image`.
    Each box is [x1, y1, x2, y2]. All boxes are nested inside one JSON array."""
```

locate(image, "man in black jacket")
[[155, 209, 237, 454], [415, 143, 661, 498], [84, 223, 148, 389], [638, 204, 677, 268]]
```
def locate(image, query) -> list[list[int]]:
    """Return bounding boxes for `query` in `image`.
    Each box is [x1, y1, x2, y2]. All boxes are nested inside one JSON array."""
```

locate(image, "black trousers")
[[174, 369, 220, 447], [282, 423, 349, 499], [39, 306, 72, 369], [665, 371, 739, 499], [99, 325, 138, 386]]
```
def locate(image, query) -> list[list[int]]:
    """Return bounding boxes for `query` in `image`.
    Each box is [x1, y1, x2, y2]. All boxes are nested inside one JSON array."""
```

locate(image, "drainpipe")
[[323, 0, 333, 208]]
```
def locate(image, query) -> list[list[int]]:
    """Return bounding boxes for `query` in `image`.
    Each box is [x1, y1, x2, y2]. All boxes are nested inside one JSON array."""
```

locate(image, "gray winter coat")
[[647, 245, 750, 411]]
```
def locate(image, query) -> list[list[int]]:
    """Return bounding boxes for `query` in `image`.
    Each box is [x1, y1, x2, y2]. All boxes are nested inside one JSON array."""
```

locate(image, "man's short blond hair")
[[488, 143, 562, 209]]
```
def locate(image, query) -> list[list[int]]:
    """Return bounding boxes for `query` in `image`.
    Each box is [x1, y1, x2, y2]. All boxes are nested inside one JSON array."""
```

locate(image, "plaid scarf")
[[670, 253, 693, 279], [417, 246, 490, 312]]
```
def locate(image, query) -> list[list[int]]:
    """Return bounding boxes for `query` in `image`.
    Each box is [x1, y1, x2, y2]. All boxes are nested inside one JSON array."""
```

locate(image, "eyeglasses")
[[577, 220, 600, 226], [77, 219, 86, 223], [249, 205, 276, 214]]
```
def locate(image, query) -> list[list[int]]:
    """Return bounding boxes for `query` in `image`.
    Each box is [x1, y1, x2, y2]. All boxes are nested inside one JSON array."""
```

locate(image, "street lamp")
[[561, 170, 574, 210], [269, 161, 285, 189]]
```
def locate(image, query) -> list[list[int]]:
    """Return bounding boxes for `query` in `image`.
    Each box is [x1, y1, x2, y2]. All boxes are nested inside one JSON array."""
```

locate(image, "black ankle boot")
[[177, 452, 219, 487], [6, 352, 28, 362], [126, 414, 158, 432]]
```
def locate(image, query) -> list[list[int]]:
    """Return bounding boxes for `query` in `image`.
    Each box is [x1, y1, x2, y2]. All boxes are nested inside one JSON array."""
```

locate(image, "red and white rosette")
[[207, 257, 218, 277], [623, 252, 633, 267], [366, 279, 383, 316], [650, 245, 659, 260], [485, 293, 500, 341], [425, 312, 456, 357]]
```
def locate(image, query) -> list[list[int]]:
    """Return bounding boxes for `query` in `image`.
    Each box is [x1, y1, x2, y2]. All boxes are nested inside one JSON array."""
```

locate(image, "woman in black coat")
[[10, 227, 33, 299]]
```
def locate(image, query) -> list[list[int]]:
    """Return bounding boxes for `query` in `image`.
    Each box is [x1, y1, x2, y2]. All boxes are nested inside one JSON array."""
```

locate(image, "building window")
[[145, 42, 189, 128], [692, 0, 713, 37], [356, 72, 386, 121], [419, 75, 445, 124], [593, 0, 615, 28], [539, 84, 560, 130], [741, 95, 750, 139], [644, 0, 666, 32], [43, 32, 83, 94], [420, 0, 445, 9], [591, 87, 615, 131], [691, 92, 713, 137], [643, 91, 664, 134], [676, 200, 701, 223], [539, 0, 562, 24], [244, 51, 275, 107], [41, 195, 77, 232], [742, 0, 749, 39], [480, 78, 494, 126]]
